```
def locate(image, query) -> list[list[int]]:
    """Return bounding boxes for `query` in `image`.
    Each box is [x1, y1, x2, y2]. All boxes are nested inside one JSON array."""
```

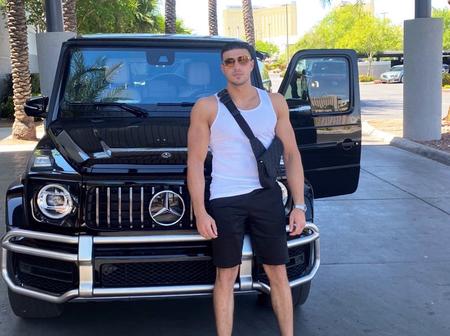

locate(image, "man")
[[187, 41, 306, 336]]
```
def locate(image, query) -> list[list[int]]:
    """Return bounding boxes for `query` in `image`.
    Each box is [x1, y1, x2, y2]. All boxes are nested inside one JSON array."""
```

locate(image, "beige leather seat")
[[103, 59, 141, 103], [179, 62, 211, 98]]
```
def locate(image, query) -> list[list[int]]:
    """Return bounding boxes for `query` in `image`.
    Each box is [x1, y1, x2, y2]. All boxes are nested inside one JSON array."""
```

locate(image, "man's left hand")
[[289, 208, 306, 236]]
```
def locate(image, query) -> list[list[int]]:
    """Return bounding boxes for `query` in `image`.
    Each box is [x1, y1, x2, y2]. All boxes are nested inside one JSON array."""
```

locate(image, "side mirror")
[[24, 96, 49, 118]]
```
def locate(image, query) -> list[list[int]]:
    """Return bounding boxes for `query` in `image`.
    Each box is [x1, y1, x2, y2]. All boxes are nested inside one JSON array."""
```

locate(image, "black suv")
[[2, 35, 361, 318]]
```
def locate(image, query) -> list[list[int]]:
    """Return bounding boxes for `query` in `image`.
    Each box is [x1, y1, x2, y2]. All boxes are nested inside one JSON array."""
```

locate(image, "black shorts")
[[208, 185, 289, 268]]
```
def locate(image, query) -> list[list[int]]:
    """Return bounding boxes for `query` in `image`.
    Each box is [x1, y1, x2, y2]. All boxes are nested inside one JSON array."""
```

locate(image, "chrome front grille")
[[85, 185, 191, 231]]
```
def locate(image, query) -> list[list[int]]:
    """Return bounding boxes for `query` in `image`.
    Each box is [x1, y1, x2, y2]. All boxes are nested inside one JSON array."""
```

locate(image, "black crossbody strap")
[[218, 89, 257, 141]]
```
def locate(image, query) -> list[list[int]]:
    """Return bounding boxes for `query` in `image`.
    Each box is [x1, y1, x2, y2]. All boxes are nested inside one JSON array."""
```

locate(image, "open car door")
[[279, 49, 361, 198]]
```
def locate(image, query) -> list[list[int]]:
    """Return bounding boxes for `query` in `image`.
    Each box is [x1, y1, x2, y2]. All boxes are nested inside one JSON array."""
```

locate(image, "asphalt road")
[[360, 83, 450, 120], [269, 74, 450, 120], [0, 131, 449, 335]]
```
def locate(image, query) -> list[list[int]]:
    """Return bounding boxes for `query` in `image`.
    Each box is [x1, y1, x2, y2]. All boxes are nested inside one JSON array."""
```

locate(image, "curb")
[[362, 121, 450, 166]]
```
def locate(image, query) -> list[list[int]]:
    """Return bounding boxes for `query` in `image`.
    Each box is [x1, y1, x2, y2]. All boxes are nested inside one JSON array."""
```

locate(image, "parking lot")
[[360, 82, 450, 120], [0, 79, 449, 335], [0, 134, 449, 335]]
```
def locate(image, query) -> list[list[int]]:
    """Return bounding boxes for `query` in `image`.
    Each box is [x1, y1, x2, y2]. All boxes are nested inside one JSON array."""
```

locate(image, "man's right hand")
[[196, 212, 218, 240]]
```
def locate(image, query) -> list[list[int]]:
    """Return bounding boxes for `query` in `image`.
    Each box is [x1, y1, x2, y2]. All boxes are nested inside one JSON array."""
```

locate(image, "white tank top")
[[209, 87, 278, 200]]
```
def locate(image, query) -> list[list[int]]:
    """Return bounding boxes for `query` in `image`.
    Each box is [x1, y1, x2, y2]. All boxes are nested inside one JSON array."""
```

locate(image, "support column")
[[36, 32, 75, 97], [403, 18, 443, 141], [45, 0, 64, 32]]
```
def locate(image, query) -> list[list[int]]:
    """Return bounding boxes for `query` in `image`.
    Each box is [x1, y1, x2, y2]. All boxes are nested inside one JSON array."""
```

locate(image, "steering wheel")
[[148, 73, 187, 83]]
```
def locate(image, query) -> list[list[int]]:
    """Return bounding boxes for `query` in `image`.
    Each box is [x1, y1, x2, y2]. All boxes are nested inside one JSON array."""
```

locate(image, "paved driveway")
[[0, 132, 449, 335]]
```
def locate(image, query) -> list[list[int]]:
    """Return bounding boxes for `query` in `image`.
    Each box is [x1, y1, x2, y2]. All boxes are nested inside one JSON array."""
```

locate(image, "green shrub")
[[0, 95, 14, 119], [0, 73, 41, 119], [30, 73, 41, 95], [0, 74, 13, 102], [359, 75, 374, 82], [443, 73, 450, 87]]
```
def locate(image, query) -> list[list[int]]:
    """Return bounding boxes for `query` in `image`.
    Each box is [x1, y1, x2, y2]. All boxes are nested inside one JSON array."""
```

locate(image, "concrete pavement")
[[0, 127, 11, 141], [0, 132, 449, 335]]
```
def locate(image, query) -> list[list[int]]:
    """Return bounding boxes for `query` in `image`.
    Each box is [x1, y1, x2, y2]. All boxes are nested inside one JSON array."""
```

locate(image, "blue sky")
[[171, 0, 449, 37]]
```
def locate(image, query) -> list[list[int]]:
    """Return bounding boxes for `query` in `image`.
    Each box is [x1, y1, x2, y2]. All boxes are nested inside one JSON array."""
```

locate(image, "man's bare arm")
[[187, 97, 218, 239], [271, 92, 306, 236]]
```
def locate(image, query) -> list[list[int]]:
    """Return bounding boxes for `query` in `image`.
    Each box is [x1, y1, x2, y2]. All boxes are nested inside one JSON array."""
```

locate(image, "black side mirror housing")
[[24, 96, 49, 118]]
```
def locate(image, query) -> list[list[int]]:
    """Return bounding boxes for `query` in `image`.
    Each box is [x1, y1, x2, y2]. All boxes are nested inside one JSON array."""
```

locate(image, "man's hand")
[[196, 211, 218, 240], [289, 208, 306, 236]]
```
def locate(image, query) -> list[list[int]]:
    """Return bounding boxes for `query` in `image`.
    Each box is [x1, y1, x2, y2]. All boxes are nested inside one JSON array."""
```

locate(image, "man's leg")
[[213, 265, 240, 336], [263, 264, 293, 336]]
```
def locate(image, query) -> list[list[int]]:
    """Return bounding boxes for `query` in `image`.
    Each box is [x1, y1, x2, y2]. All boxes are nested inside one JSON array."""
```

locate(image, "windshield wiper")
[[155, 102, 195, 107], [64, 102, 149, 118]]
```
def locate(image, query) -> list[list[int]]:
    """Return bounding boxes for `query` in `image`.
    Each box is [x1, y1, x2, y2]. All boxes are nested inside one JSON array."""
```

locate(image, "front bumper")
[[1, 224, 320, 304], [380, 77, 401, 83]]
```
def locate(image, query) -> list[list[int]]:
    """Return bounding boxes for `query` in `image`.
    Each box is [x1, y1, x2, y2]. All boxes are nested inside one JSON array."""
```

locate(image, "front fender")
[[5, 180, 25, 230], [304, 179, 314, 221]]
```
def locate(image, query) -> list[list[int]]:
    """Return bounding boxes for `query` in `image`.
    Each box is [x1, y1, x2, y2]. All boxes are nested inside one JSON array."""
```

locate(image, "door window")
[[284, 57, 351, 113]]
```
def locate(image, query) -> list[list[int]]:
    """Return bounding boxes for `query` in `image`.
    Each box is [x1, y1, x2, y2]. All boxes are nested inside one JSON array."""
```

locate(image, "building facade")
[[222, 2, 298, 54]]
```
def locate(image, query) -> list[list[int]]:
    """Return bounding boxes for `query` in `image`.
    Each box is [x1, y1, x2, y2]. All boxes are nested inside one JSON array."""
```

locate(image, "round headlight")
[[37, 184, 74, 219], [277, 181, 289, 206]]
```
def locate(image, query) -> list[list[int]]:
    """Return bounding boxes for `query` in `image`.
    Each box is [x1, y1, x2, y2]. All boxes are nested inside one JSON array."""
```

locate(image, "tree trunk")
[[165, 0, 176, 34], [208, 0, 218, 36], [367, 52, 373, 77], [6, 0, 36, 140], [242, 0, 255, 46], [62, 0, 77, 33]]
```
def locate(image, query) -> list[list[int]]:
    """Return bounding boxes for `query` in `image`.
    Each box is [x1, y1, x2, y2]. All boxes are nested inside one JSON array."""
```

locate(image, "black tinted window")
[[285, 57, 351, 113]]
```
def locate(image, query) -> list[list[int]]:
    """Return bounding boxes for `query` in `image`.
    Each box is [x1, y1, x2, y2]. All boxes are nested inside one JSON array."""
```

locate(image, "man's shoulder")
[[191, 95, 218, 124], [267, 91, 285, 102], [194, 95, 217, 109], [267, 92, 288, 119]]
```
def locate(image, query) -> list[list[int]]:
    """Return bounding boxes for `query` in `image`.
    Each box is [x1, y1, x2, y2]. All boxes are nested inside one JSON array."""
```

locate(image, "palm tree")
[[208, 0, 218, 36], [62, 0, 77, 33], [241, 0, 255, 46], [5, 0, 36, 140], [165, 0, 176, 34]]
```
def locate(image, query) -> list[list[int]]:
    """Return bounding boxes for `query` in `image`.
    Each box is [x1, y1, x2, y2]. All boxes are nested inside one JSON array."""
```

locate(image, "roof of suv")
[[71, 34, 241, 43]]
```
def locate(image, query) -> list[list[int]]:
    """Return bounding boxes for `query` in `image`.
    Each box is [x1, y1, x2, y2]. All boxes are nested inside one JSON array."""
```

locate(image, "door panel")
[[279, 49, 361, 198]]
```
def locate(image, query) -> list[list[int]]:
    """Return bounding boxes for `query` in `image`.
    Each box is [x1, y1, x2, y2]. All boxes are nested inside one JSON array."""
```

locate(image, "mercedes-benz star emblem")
[[161, 152, 172, 159], [149, 190, 185, 226]]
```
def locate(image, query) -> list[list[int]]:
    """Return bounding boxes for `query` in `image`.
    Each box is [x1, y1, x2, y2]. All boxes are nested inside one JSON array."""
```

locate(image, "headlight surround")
[[36, 184, 74, 219]]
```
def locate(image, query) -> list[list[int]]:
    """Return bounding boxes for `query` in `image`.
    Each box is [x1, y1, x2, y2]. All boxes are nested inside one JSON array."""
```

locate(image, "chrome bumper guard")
[[1, 223, 320, 303]]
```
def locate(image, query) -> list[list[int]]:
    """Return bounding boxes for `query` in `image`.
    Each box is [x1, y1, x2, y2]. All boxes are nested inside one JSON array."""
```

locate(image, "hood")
[[382, 71, 402, 77], [48, 118, 204, 173]]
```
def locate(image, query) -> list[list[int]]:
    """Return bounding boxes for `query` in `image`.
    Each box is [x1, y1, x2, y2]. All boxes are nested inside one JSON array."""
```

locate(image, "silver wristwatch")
[[294, 203, 307, 212]]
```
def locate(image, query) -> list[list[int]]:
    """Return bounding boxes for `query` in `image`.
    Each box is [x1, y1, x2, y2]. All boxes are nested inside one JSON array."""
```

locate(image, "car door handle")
[[341, 139, 358, 151]]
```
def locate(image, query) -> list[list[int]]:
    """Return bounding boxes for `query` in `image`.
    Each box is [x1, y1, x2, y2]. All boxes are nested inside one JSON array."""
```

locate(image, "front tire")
[[291, 281, 311, 306], [8, 289, 65, 318], [256, 281, 311, 308]]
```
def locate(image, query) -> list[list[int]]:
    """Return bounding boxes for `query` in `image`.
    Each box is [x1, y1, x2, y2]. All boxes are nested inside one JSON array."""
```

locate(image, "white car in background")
[[380, 65, 404, 83], [381, 64, 448, 84]]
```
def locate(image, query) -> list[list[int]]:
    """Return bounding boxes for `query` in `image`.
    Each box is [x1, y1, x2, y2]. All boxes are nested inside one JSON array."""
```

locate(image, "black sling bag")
[[218, 89, 283, 189]]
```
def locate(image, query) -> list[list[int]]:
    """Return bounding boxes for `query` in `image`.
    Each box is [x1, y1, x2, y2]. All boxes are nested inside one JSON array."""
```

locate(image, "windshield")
[[59, 47, 227, 117], [390, 66, 403, 72]]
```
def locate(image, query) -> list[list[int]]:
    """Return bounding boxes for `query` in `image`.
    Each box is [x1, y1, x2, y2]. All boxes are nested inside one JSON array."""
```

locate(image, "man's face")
[[221, 48, 254, 86]]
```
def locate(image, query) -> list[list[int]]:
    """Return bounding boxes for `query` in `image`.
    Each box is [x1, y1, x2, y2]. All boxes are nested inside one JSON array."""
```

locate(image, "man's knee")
[[215, 265, 240, 286], [263, 264, 288, 284]]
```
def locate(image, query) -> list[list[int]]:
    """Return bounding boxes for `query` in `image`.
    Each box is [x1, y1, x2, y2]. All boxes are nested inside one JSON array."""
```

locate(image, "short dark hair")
[[220, 41, 255, 60]]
